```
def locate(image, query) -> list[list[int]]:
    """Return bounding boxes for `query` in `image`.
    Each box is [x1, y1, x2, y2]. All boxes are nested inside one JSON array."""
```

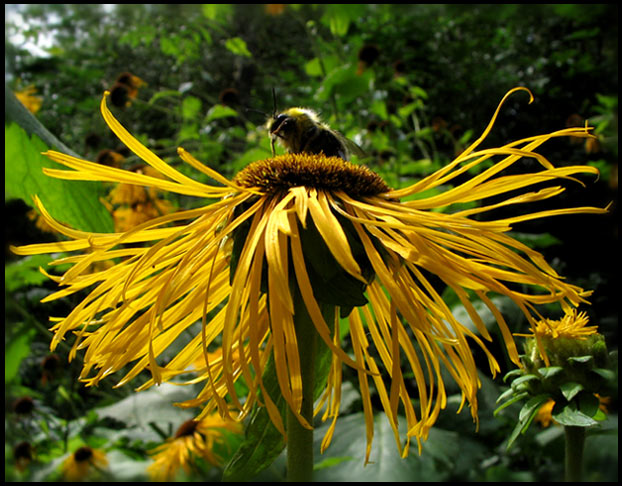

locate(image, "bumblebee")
[[268, 107, 365, 161]]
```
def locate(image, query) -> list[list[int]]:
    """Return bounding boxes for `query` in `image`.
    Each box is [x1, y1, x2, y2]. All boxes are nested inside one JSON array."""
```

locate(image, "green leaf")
[[321, 5, 352, 37], [577, 392, 600, 418], [178, 123, 200, 142], [5, 327, 36, 383], [232, 147, 272, 173], [591, 367, 615, 381], [494, 391, 529, 415], [537, 366, 564, 379], [552, 401, 598, 427], [496, 386, 519, 405], [222, 369, 286, 482], [225, 37, 252, 58], [202, 4, 233, 22], [409, 85, 429, 100], [591, 407, 608, 422], [519, 395, 550, 423], [508, 232, 562, 249], [503, 369, 524, 382], [311, 415, 478, 482], [506, 394, 550, 449], [560, 382, 583, 402], [205, 104, 238, 123], [95, 383, 196, 441], [314, 456, 354, 471], [5, 254, 53, 292], [369, 100, 388, 120], [320, 5, 367, 38], [304, 57, 323, 77], [506, 420, 525, 451], [181, 96, 203, 120], [317, 64, 371, 103], [511, 374, 539, 388], [397, 102, 417, 119], [5, 123, 113, 233], [159, 36, 180, 57], [567, 355, 593, 364], [148, 90, 182, 105]]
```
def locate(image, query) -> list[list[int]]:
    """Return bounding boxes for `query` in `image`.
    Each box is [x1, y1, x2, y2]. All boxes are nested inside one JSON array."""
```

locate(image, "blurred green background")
[[5, 4, 617, 482]]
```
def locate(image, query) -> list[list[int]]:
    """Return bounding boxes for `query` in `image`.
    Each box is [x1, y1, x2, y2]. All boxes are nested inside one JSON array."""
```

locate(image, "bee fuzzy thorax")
[[282, 107, 321, 121]]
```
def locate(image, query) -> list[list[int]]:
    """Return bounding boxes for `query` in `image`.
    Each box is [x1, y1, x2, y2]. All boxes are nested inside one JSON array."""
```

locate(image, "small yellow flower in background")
[[102, 165, 175, 232], [265, 4, 286, 15], [523, 309, 599, 340], [116, 71, 146, 92], [14, 85, 43, 114], [61, 446, 108, 481], [147, 415, 242, 481], [11, 87, 607, 463], [534, 398, 556, 428], [27, 208, 58, 234], [96, 149, 126, 168], [109, 71, 146, 108], [13, 442, 34, 472]]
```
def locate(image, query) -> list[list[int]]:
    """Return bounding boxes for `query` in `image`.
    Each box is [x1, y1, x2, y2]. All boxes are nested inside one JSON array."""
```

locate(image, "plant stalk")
[[286, 287, 318, 482], [564, 425, 585, 482]]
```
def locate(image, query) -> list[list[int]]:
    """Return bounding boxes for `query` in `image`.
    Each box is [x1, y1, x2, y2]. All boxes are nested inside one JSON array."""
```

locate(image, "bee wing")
[[344, 138, 367, 159], [336, 132, 367, 159]]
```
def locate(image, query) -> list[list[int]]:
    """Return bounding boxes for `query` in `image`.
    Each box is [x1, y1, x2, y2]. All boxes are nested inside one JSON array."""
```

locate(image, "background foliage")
[[5, 4, 617, 482]]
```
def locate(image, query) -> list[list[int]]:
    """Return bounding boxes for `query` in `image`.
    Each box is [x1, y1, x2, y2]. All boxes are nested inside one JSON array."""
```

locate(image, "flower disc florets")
[[233, 153, 390, 197]]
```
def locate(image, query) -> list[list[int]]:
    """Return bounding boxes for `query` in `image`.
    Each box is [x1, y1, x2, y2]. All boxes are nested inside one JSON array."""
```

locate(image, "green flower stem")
[[286, 286, 327, 482], [564, 425, 585, 482], [287, 288, 315, 482]]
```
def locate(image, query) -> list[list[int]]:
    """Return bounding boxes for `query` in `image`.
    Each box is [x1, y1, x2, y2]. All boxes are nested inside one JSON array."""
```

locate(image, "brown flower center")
[[74, 446, 93, 462], [174, 419, 199, 438], [233, 153, 390, 197]]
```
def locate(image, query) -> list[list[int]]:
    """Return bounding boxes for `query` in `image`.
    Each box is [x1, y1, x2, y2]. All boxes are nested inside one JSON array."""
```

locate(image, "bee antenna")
[[272, 87, 278, 118]]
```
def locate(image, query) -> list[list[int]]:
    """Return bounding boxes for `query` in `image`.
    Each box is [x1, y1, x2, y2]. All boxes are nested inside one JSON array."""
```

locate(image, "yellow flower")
[[516, 308, 604, 368], [534, 398, 556, 428], [96, 149, 125, 168], [147, 415, 242, 481], [103, 165, 175, 232], [27, 208, 58, 234], [109, 72, 146, 108], [61, 446, 108, 481], [14, 85, 43, 114], [519, 309, 599, 340], [11, 87, 606, 463], [13, 442, 34, 472]]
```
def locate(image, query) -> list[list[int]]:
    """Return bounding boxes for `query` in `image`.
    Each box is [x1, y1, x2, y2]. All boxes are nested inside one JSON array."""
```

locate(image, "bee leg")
[[270, 137, 276, 157]]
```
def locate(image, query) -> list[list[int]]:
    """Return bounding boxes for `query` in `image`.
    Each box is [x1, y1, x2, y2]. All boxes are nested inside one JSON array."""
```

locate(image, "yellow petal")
[[307, 190, 363, 282]]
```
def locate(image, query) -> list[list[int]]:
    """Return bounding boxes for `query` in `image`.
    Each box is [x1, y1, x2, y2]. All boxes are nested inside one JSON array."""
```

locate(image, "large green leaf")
[[5, 326, 36, 383], [311, 414, 480, 482], [5, 123, 113, 233], [95, 383, 196, 440], [5, 254, 54, 292]]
